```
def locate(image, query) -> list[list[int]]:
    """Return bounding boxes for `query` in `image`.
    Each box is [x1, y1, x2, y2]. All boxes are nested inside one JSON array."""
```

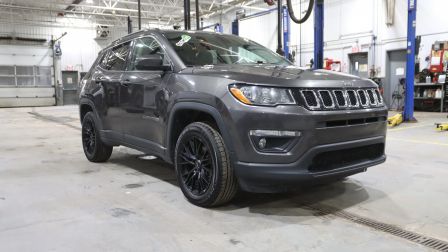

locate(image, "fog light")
[[258, 138, 267, 149]]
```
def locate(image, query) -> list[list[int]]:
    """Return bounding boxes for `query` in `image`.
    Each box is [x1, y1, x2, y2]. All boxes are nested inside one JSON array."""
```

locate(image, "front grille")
[[301, 90, 319, 108], [357, 90, 368, 106], [308, 143, 385, 172], [374, 89, 383, 104], [293, 88, 384, 111], [318, 90, 334, 108], [367, 89, 376, 105], [333, 90, 347, 107], [323, 116, 387, 128], [347, 90, 358, 107]]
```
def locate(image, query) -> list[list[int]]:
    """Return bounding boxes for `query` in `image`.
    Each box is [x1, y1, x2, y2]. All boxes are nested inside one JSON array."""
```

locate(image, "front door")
[[121, 36, 172, 153], [92, 42, 131, 135]]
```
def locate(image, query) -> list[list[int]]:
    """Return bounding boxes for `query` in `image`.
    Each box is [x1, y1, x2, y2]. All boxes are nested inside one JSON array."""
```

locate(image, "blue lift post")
[[282, 6, 290, 60], [404, 0, 417, 121], [313, 0, 324, 69]]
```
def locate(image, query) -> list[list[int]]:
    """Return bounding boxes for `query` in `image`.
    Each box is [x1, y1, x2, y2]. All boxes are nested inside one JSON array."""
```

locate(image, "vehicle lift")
[[386, 0, 418, 127]]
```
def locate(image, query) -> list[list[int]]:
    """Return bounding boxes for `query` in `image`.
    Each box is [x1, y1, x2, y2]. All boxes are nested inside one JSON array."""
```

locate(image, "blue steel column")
[[404, 0, 417, 121], [313, 0, 324, 69], [282, 6, 290, 60]]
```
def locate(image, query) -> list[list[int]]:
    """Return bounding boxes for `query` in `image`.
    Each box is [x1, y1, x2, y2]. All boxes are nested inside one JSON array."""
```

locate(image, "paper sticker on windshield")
[[176, 35, 191, 47]]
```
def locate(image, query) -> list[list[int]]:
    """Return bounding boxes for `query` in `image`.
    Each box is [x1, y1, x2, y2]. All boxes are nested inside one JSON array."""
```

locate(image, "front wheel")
[[81, 112, 113, 162], [174, 122, 238, 207]]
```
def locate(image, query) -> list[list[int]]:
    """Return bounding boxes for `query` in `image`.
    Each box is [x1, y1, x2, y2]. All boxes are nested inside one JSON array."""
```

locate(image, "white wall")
[[0, 20, 127, 72], [234, 0, 448, 78], [239, 10, 279, 51]]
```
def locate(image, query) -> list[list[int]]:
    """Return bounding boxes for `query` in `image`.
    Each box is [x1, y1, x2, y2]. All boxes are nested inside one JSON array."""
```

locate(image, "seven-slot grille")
[[294, 88, 384, 111]]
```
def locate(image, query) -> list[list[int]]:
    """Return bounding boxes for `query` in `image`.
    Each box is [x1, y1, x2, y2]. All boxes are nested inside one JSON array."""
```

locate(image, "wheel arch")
[[166, 102, 236, 164], [79, 98, 104, 131]]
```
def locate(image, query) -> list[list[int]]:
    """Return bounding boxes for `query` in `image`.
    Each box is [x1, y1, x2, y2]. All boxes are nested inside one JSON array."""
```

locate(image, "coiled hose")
[[287, 0, 314, 24]]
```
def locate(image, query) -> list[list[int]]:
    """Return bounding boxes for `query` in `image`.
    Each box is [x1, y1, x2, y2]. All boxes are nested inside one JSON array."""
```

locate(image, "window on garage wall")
[[0, 65, 53, 87], [0, 66, 15, 86]]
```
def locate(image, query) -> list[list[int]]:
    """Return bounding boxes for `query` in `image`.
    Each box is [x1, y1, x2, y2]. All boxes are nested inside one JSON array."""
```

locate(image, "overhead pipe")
[[196, 0, 200, 30], [276, 0, 283, 55], [127, 16, 132, 34], [0, 3, 170, 22], [137, 0, 141, 30], [184, 0, 191, 29]]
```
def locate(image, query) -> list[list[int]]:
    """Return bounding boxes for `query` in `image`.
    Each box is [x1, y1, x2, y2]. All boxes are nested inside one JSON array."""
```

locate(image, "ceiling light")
[[86, 0, 93, 3]]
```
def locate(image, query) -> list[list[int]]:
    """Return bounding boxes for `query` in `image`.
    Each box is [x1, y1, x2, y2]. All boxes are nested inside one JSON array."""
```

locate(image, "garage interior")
[[1, 0, 448, 251]]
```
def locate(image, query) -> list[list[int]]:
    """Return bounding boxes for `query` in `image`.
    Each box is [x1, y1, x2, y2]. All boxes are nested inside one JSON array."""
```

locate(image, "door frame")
[[348, 52, 369, 78], [385, 49, 407, 108]]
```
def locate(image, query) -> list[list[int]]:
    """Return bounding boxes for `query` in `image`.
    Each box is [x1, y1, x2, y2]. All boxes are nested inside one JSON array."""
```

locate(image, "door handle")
[[95, 76, 106, 83], [121, 79, 130, 87]]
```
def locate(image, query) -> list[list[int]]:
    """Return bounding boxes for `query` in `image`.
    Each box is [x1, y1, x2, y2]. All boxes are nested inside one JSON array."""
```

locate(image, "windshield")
[[162, 31, 291, 66]]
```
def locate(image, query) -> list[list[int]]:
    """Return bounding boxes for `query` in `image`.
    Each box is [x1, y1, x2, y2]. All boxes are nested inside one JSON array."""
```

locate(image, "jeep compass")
[[79, 29, 387, 207]]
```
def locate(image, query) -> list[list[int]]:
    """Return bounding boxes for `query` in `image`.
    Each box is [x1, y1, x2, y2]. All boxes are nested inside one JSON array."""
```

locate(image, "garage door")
[[0, 45, 55, 107]]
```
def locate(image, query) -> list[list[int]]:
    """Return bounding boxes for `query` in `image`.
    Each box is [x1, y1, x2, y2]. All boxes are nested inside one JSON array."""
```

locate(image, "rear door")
[[121, 36, 172, 151], [91, 42, 132, 135]]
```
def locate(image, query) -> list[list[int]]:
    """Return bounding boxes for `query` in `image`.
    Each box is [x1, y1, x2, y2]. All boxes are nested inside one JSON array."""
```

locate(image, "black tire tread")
[[176, 122, 238, 207], [82, 112, 113, 163]]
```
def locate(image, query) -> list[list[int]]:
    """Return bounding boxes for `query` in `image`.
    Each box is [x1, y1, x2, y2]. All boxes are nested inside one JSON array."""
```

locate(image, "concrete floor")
[[1, 106, 447, 251]]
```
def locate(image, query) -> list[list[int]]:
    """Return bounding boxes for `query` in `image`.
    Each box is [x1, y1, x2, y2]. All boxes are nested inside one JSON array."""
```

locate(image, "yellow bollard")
[[387, 113, 403, 127], [435, 123, 448, 131]]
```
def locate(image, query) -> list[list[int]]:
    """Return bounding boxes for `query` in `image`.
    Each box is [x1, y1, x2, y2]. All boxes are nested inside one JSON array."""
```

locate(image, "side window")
[[129, 37, 169, 71], [102, 42, 131, 71], [98, 51, 110, 70]]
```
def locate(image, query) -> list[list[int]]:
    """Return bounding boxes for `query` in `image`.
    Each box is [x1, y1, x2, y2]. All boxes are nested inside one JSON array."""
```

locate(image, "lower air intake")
[[308, 143, 385, 172]]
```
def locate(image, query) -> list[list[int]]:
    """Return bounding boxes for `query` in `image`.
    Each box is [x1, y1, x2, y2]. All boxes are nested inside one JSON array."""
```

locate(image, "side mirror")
[[135, 55, 170, 71]]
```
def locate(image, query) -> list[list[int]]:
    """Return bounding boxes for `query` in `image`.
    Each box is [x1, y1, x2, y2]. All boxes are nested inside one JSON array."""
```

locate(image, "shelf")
[[414, 83, 444, 87], [414, 97, 443, 100]]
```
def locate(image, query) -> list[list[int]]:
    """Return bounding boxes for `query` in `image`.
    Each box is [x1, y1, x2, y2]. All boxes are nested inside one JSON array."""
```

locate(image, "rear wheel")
[[175, 122, 238, 207], [82, 112, 113, 162]]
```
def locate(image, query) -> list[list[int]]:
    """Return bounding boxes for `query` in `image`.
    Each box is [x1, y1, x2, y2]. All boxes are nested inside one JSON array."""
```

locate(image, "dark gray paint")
[[80, 29, 387, 193]]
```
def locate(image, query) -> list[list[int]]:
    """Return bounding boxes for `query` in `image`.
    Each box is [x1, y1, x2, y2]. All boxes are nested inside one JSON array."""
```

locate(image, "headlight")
[[229, 84, 295, 106]]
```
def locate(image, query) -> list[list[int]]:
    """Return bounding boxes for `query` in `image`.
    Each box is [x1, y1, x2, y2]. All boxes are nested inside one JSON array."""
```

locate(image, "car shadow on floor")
[[108, 153, 387, 217], [108, 153, 179, 187]]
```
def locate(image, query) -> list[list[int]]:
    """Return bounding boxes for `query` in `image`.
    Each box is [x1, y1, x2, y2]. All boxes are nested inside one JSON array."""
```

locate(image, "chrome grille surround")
[[366, 89, 378, 106], [374, 89, 384, 105], [346, 90, 360, 108], [299, 90, 321, 110], [332, 90, 348, 108], [317, 90, 336, 109], [357, 89, 369, 107], [296, 88, 384, 111]]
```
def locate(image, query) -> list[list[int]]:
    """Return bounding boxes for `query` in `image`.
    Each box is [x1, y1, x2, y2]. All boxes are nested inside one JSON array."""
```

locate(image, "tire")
[[174, 122, 238, 207], [81, 112, 113, 162]]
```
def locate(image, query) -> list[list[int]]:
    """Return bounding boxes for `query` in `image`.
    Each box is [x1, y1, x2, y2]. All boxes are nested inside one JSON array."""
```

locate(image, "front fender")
[[165, 101, 236, 165]]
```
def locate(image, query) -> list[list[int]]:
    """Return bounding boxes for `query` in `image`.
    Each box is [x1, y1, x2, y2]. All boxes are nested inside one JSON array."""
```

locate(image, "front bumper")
[[219, 95, 388, 192], [235, 136, 386, 192]]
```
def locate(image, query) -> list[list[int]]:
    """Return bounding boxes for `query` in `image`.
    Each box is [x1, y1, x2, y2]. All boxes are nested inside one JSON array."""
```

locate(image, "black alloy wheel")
[[82, 120, 96, 155], [177, 134, 213, 196], [175, 122, 238, 207], [81, 112, 113, 162]]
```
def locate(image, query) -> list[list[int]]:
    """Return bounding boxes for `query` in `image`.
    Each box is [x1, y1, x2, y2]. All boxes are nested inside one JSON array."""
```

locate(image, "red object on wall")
[[429, 41, 448, 74], [324, 58, 342, 72]]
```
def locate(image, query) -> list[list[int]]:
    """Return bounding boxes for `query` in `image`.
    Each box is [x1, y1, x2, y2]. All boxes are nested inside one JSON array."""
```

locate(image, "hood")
[[191, 65, 376, 88]]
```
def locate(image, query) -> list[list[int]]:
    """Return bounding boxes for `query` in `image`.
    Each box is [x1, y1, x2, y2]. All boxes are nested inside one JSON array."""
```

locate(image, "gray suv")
[[79, 29, 387, 207]]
